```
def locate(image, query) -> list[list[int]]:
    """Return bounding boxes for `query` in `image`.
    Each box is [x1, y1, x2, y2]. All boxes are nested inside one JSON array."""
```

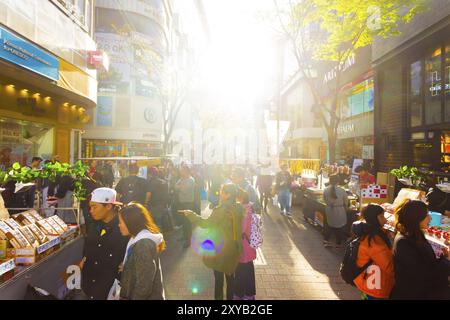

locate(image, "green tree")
[[271, 0, 427, 163]]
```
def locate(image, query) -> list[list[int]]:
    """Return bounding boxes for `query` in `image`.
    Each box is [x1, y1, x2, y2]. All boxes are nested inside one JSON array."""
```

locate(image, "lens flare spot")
[[192, 287, 199, 294], [201, 239, 215, 251], [191, 227, 224, 257]]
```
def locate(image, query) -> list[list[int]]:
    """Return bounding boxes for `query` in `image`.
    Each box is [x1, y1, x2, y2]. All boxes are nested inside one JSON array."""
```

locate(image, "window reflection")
[[445, 44, 450, 122], [410, 60, 422, 127], [424, 48, 442, 125]]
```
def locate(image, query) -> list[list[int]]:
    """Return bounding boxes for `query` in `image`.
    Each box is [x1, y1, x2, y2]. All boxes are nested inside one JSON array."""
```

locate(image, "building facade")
[[279, 71, 327, 160], [82, 0, 170, 158], [0, 0, 97, 166], [373, 0, 450, 175]]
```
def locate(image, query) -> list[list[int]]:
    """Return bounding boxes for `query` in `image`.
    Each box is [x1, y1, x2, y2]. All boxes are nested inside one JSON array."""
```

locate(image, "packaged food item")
[[49, 215, 69, 232], [45, 217, 64, 235], [4, 218, 21, 230], [0, 221, 14, 240], [27, 210, 43, 222], [15, 213, 36, 226], [6, 229, 31, 249], [19, 226, 39, 248], [36, 220, 57, 235], [27, 223, 48, 244]]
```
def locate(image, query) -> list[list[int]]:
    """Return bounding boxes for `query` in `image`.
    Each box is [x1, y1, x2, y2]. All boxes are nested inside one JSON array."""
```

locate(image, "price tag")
[[0, 259, 15, 276]]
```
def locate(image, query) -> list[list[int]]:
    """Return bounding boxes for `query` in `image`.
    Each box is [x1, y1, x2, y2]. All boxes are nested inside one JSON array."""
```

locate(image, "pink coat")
[[240, 204, 257, 263]]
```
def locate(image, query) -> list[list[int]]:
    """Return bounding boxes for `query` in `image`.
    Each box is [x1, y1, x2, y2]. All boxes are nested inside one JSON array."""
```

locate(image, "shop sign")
[[323, 54, 356, 84], [17, 98, 46, 117], [0, 26, 59, 81], [337, 123, 355, 135], [87, 50, 109, 71]]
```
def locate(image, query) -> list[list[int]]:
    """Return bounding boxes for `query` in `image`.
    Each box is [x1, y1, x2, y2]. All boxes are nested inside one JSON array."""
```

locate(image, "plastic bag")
[[107, 279, 121, 300]]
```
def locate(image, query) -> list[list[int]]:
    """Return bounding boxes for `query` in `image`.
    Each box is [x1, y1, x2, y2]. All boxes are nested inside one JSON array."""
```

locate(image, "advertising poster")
[[96, 33, 132, 94], [96, 96, 113, 127]]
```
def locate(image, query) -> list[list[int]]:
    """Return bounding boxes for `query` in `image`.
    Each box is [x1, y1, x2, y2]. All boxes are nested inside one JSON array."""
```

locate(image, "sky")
[[195, 0, 279, 116]]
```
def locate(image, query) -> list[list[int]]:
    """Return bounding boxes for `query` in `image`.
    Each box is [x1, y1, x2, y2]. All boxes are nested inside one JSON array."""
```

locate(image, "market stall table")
[[0, 236, 84, 300], [303, 187, 358, 235]]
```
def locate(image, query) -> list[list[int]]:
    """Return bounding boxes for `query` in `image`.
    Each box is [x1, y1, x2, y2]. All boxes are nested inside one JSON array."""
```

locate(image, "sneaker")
[[286, 212, 293, 218], [280, 211, 285, 216], [323, 240, 332, 248]]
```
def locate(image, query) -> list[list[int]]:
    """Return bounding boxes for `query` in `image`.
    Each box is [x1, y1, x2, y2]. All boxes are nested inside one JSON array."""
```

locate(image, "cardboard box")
[[0, 240, 7, 259], [14, 236, 61, 266], [376, 172, 388, 185]]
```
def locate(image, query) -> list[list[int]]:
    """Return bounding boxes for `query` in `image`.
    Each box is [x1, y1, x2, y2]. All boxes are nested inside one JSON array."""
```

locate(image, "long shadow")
[[261, 202, 359, 300]]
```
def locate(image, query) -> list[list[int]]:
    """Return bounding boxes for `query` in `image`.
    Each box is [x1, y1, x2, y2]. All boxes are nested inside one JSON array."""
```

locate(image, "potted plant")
[[390, 166, 422, 187]]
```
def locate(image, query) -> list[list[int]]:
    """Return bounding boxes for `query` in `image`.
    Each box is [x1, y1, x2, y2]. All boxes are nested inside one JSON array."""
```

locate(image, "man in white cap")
[[80, 187, 129, 300]]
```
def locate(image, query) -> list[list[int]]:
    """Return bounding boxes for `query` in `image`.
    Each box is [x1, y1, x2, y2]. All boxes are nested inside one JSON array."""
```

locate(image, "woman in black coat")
[[390, 200, 449, 300]]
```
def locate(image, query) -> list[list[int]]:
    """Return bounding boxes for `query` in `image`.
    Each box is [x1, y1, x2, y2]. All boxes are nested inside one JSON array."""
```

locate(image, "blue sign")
[[0, 26, 59, 81]]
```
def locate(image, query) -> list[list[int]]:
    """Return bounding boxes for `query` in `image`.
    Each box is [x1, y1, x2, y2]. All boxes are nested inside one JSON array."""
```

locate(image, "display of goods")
[[288, 159, 321, 175], [27, 223, 48, 244], [6, 229, 31, 249], [45, 217, 64, 235], [27, 210, 44, 222], [49, 215, 69, 232], [4, 218, 21, 230], [0, 221, 14, 240], [361, 185, 388, 199], [427, 226, 450, 244], [36, 220, 57, 235], [19, 226, 39, 248], [15, 212, 36, 226]]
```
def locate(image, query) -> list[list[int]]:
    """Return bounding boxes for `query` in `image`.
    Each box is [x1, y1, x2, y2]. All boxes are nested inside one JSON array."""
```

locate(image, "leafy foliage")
[[390, 165, 423, 186], [0, 161, 89, 201], [271, 0, 427, 162]]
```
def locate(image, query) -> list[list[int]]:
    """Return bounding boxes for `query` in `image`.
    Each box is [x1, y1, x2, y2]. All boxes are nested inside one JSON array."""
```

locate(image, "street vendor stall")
[[0, 161, 87, 299], [303, 187, 359, 235], [0, 205, 82, 299], [379, 188, 449, 259]]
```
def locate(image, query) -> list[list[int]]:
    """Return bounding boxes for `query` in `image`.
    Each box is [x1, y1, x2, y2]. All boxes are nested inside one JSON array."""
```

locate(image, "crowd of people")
[[77, 162, 270, 300], [1, 155, 449, 300]]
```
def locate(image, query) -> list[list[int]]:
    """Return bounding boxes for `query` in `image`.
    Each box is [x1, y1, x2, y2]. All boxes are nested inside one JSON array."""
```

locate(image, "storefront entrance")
[[0, 117, 53, 169]]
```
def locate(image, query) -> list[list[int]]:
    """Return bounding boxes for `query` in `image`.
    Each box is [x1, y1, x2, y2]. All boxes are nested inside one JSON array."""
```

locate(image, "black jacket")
[[390, 234, 449, 300], [81, 215, 129, 300]]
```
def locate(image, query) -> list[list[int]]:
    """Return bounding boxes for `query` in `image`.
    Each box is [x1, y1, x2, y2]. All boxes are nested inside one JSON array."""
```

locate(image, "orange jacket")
[[353, 235, 395, 299]]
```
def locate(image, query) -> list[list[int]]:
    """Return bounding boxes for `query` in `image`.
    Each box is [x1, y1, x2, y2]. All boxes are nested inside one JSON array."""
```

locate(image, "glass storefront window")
[[0, 119, 53, 169], [445, 44, 450, 122], [424, 48, 442, 125], [410, 60, 423, 127]]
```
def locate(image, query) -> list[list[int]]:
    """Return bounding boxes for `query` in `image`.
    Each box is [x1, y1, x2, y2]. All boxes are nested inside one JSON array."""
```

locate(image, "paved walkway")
[[160, 201, 360, 300]]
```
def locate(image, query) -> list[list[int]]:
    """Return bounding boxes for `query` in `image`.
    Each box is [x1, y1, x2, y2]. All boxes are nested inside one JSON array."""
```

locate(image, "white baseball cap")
[[90, 188, 122, 205]]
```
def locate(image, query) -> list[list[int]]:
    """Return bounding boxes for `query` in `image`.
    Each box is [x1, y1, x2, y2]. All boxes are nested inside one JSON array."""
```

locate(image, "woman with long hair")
[[390, 199, 449, 300], [323, 174, 348, 248], [118, 202, 166, 300], [352, 204, 394, 299]]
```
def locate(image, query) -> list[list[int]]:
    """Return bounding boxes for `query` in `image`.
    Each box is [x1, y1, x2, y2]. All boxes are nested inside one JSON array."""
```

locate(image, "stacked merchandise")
[[0, 209, 75, 275]]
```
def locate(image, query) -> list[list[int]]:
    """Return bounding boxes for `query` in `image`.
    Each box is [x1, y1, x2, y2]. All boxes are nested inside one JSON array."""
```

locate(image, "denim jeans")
[[278, 189, 291, 213]]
